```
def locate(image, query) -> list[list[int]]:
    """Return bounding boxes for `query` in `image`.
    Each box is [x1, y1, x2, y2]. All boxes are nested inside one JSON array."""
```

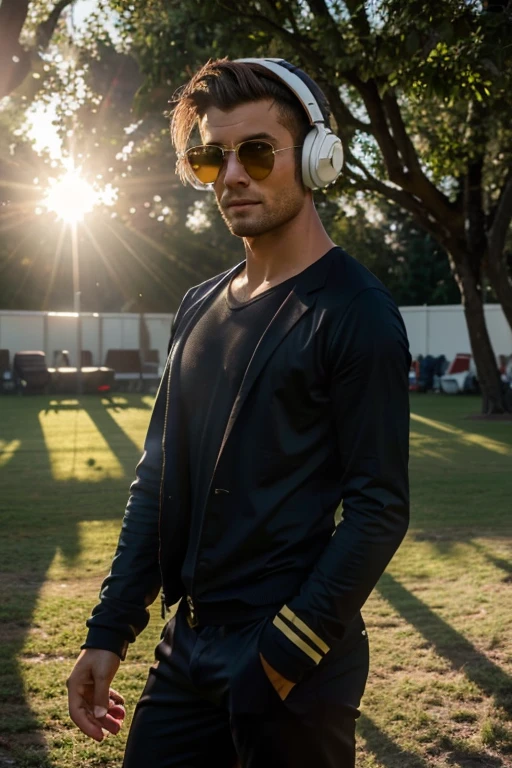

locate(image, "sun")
[[43, 171, 100, 223]]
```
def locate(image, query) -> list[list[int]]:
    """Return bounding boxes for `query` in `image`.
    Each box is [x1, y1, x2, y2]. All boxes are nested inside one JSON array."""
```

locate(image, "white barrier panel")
[[47, 313, 83, 366], [399, 308, 428, 357], [0, 312, 45, 355], [82, 315, 102, 364], [400, 305, 512, 360], [102, 314, 140, 356], [484, 305, 512, 359], [0, 311, 174, 373]]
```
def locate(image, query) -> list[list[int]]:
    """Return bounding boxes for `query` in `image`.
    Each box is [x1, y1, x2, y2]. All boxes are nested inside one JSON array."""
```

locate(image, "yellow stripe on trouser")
[[280, 605, 330, 654], [272, 615, 323, 664]]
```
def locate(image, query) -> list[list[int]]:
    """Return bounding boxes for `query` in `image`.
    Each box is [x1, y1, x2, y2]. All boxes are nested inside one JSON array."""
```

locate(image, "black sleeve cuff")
[[258, 619, 319, 683], [82, 628, 130, 660]]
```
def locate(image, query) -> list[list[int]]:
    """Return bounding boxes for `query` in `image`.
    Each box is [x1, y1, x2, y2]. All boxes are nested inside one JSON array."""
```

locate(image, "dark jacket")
[[84, 247, 410, 683]]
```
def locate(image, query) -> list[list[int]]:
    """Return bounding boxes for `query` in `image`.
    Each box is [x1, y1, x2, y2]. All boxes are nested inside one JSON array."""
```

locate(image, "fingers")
[[108, 703, 126, 719], [67, 667, 105, 741], [67, 683, 106, 742], [107, 687, 125, 706], [259, 654, 295, 700], [101, 713, 123, 736], [68, 688, 126, 741], [92, 674, 112, 720], [99, 693, 126, 736], [67, 651, 123, 742]]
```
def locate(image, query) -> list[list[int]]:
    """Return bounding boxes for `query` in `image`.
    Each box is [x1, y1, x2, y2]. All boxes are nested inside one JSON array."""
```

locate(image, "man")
[[67, 57, 410, 768]]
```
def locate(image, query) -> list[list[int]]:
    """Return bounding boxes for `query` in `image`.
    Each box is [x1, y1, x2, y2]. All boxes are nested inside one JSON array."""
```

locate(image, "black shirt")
[[180, 265, 301, 513]]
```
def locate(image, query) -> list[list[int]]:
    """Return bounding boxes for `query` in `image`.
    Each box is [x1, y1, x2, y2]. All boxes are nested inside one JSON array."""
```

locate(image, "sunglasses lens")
[[185, 146, 224, 184], [239, 141, 275, 180], [185, 141, 276, 183]]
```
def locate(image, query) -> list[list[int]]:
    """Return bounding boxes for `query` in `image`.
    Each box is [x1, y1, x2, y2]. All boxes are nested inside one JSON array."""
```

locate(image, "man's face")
[[199, 99, 308, 238]]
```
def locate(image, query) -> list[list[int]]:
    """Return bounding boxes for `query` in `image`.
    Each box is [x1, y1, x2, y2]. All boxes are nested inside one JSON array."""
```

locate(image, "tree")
[[0, 0, 74, 99], [111, 0, 512, 412]]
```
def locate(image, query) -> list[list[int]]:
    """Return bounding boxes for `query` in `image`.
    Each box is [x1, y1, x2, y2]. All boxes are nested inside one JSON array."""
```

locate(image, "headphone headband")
[[234, 58, 326, 125]]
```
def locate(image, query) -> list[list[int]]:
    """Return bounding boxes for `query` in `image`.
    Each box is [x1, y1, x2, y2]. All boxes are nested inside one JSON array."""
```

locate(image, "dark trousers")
[[123, 605, 369, 768]]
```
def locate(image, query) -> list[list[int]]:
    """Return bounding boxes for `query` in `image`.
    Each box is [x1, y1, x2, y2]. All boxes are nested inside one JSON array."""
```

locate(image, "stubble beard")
[[219, 186, 305, 238]]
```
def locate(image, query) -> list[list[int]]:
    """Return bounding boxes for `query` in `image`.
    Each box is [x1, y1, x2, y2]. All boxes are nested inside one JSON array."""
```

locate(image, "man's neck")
[[235, 207, 334, 301]]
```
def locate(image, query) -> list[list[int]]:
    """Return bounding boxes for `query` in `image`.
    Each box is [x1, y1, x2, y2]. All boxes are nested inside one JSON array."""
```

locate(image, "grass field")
[[0, 393, 511, 767]]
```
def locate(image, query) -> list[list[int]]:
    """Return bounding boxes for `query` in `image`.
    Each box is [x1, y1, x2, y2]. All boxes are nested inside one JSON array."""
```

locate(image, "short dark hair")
[[170, 58, 327, 183]]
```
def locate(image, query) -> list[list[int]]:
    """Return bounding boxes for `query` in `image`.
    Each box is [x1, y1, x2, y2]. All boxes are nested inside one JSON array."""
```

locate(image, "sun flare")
[[43, 171, 97, 223], [42, 171, 115, 223]]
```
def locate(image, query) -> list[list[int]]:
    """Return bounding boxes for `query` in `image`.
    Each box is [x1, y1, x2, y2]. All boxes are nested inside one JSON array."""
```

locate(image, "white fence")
[[0, 311, 173, 373], [400, 304, 512, 360], [0, 304, 511, 371]]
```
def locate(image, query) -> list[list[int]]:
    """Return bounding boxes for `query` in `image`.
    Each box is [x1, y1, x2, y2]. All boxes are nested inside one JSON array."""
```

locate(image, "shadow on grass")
[[0, 394, 151, 766], [358, 713, 508, 768], [377, 573, 512, 716], [357, 714, 429, 767], [468, 540, 512, 582], [410, 531, 468, 556]]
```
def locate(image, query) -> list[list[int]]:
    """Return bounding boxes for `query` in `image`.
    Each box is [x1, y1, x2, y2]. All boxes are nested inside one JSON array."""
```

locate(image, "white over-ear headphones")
[[235, 57, 343, 189]]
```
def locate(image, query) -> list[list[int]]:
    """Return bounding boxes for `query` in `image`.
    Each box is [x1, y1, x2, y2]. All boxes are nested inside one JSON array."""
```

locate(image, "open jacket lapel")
[[169, 261, 243, 363], [215, 249, 336, 462]]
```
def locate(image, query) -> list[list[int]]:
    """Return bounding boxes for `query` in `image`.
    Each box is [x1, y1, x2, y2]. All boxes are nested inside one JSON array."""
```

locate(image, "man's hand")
[[67, 648, 125, 742], [259, 654, 296, 701]]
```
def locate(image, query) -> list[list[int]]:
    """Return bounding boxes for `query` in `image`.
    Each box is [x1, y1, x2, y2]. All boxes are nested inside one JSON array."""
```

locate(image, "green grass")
[[0, 393, 511, 767]]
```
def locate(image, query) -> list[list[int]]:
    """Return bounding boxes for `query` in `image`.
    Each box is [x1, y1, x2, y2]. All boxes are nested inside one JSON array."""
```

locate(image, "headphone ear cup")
[[301, 128, 318, 189], [302, 127, 344, 189]]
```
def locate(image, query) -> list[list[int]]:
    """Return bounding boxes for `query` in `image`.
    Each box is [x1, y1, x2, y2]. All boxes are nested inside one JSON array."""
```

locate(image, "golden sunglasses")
[[183, 140, 301, 184]]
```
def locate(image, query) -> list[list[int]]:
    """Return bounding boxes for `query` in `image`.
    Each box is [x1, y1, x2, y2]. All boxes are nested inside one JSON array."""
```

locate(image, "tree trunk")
[[486, 163, 512, 333], [0, 0, 74, 99], [455, 259, 509, 414]]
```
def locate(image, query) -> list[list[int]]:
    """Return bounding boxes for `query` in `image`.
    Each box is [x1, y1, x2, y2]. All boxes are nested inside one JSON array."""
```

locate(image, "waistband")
[[173, 595, 283, 629]]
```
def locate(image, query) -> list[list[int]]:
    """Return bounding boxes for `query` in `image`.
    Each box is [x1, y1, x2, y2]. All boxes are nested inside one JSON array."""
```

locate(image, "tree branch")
[[485, 165, 512, 330], [320, 82, 372, 141], [343, 0, 372, 39], [488, 166, 512, 259], [36, 0, 75, 49], [306, 0, 338, 28], [379, 88, 459, 224], [0, 0, 30, 99], [346, 73, 406, 183], [242, 12, 326, 70], [381, 90, 421, 173], [343, 155, 429, 227], [0, 0, 74, 99], [343, 148, 459, 248], [464, 155, 487, 282], [346, 75, 461, 231], [262, 0, 301, 36], [0, 0, 30, 40]]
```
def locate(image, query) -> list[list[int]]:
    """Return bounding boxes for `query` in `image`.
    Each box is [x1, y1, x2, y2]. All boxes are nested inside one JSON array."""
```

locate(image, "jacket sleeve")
[[259, 287, 411, 682], [82, 305, 185, 659]]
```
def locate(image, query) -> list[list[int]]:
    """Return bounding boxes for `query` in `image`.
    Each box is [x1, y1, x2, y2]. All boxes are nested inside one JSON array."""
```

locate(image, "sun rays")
[[43, 172, 98, 224], [0, 158, 208, 311]]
